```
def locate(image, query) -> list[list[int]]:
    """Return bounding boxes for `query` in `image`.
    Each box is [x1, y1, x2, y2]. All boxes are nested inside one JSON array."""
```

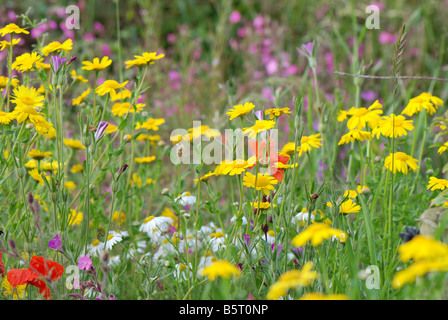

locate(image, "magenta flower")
[[300, 42, 314, 57], [95, 121, 109, 142], [48, 234, 63, 252], [78, 255, 92, 271], [229, 10, 242, 24]]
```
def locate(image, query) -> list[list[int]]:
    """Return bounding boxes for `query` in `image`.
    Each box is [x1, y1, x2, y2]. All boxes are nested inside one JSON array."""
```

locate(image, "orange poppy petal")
[[7, 268, 38, 287]]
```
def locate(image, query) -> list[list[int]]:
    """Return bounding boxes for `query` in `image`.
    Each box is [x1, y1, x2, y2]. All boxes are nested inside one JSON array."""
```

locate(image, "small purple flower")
[[51, 56, 67, 74], [78, 255, 92, 271], [95, 121, 109, 142], [300, 42, 314, 57], [243, 234, 251, 248], [48, 234, 63, 252], [254, 110, 264, 121], [236, 262, 243, 271]]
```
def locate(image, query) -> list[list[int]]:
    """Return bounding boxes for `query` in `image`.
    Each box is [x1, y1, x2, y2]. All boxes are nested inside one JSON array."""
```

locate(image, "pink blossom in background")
[[167, 33, 177, 43], [48, 20, 58, 30], [411, 48, 419, 56], [56, 7, 66, 18], [282, 65, 298, 77], [266, 59, 278, 75], [237, 27, 246, 38], [229, 10, 242, 24], [262, 87, 274, 102], [253, 15, 264, 29], [326, 93, 334, 102], [101, 44, 112, 56], [97, 77, 105, 85], [83, 33, 95, 42], [253, 71, 262, 80], [369, 2, 386, 10], [94, 22, 104, 33], [325, 51, 334, 73], [138, 94, 146, 104], [248, 45, 258, 54], [378, 32, 397, 44], [361, 91, 377, 101], [316, 4, 329, 19], [229, 39, 239, 50], [8, 10, 17, 22]]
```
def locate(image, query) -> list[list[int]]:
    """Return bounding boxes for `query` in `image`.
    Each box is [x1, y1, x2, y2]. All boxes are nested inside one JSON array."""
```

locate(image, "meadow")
[[0, 0, 448, 301]]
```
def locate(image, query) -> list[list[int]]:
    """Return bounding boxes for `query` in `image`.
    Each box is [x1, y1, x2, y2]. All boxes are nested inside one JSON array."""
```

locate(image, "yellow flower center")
[[144, 216, 155, 223], [107, 234, 114, 241], [92, 239, 100, 246], [21, 96, 35, 106]]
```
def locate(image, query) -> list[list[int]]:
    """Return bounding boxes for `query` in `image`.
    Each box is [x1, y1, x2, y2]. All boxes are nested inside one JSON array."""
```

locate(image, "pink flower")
[[78, 255, 92, 271], [48, 235, 63, 252], [229, 10, 241, 24], [102, 44, 112, 57], [378, 32, 397, 44], [167, 33, 177, 43], [266, 59, 278, 75], [253, 15, 264, 29], [8, 10, 17, 22], [93, 22, 104, 33]]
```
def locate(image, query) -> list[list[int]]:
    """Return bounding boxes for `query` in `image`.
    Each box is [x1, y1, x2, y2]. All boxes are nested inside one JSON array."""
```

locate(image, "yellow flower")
[[398, 235, 448, 262], [298, 133, 323, 156], [70, 70, 88, 83], [346, 100, 383, 130], [267, 262, 317, 300], [0, 38, 21, 51], [70, 164, 84, 173], [265, 107, 291, 119], [299, 293, 349, 300], [63, 138, 85, 150], [41, 39, 73, 56], [227, 102, 255, 120], [68, 209, 83, 226], [279, 142, 298, 156], [338, 129, 371, 145], [194, 171, 215, 183], [136, 118, 165, 131], [402, 92, 444, 117], [11, 85, 44, 111], [135, 156, 156, 163], [106, 124, 118, 134], [0, 111, 16, 124], [12, 52, 43, 72], [0, 76, 18, 89], [111, 102, 144, 116], [200, 260, 240, 281], [111, 89, 132, 101], [82, 56, 112, 71], [65, 181, 77, 191], [219, 159, 255, 176], [111, 211, 126, 225], [392, 258, 448, 289], [28, 168, 44, 185], [27, 149, 52, 160], [243, 120, 276, 138], [372, 114, 414, 139], [124, 52, 164, 68], [72, 88, 91, 106], [427, 176, 448, 191], [438, 141, 448, 155], [339, 199, 361, 215], [291, 223, 346, 247], [2, 277, 27, 300], [384, 152, 419, 174], [131, 173, 142, 187], [184, 125, 220, 140], [251, 202, 275, 210], [0, 23, 29, 36], [243, 172, 278, 195], [95, 80, 129, 97]]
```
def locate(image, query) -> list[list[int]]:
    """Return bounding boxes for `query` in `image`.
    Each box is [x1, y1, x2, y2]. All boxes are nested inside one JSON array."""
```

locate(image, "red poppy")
[[248, 138, 290, 182], [6, 256, 64, 300], [0, 252, 5, 278]]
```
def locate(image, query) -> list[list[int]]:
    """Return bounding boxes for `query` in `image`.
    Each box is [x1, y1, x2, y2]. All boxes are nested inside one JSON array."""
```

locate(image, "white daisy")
[[209, 231, 226, 252], [105, 232, 123, 250], [230, 215, 247, 225], [292, 208, 315, 225], [265, 230, 276, 244], [175, 192, 196, 207], [139, 216, 173, 243], [174, 263, 192, 282], [88, 239, 105, 257], [108, 255, 121, 267]]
